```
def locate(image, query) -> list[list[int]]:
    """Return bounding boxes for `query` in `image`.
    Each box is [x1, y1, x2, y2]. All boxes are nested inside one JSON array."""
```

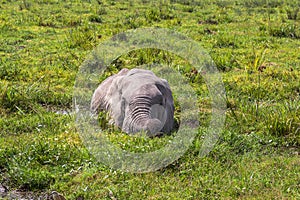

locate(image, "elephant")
[[90, 68, 175, 136]]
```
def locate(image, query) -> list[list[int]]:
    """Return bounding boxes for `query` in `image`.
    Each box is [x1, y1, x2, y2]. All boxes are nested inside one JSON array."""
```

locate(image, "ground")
[[0, 0, 299, 199]]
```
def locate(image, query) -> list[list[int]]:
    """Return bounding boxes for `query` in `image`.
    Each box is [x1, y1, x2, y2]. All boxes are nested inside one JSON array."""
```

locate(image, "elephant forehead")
[[121, 73, 162, 91], [123, 82, 162, 98], [126, 68, 155, 76]]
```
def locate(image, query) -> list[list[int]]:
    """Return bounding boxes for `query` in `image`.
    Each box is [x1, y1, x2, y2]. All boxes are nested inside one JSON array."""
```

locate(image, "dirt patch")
[[0, 185, 66, 200]]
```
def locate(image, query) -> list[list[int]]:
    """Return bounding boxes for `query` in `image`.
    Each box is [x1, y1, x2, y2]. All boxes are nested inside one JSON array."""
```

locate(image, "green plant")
[[65, 26, 97, 49], [269, 23, 300, 39], [19, 0, 31, 10], [97, 7, 107, 15], [263, 100, 300, 143], [210, 49, 240, 71], [286, 7, 299, 20], [88, 14, 103, 23]]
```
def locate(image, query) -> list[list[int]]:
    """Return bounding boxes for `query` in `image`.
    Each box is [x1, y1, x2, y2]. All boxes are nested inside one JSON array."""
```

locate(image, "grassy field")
[[0, 0, 299, 199]]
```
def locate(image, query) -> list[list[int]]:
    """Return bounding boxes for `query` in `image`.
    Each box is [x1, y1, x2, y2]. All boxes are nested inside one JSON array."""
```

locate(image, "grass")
[[0, 0, 299, 199]]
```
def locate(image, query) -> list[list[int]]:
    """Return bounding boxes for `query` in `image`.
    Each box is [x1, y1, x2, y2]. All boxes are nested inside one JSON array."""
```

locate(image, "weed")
[[286, 7, 300, 20], [19, 0, 31, 10], [97, 7, 107, 15], [269, 23, 300, 39], [246, 48, 267, 74], [0, 63, 23, 81], [65, 26, 97, 49], [263, 100, 300, 142], [210, 49, 240, 71], [121, 13, 147, 29], [3, 131, 90, 190], [145, 7, 176, 23], [213, 34, 239, 48], [88, 14, 103, 23], [243, 0, 283, 8]]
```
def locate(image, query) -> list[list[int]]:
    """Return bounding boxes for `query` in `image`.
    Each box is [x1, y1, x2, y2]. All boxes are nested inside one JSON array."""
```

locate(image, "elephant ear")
[[90, 68, 129, 114], [105, 69, 130, 128], [156, 79, 175, 133]]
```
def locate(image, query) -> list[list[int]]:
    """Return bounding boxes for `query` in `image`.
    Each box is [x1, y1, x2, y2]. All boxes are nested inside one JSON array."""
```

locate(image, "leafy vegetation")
[[0, 0, 299, 199]]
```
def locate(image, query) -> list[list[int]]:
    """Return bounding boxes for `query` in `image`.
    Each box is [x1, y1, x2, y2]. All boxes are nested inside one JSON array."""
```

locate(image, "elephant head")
[[91, 68, 174, 136]]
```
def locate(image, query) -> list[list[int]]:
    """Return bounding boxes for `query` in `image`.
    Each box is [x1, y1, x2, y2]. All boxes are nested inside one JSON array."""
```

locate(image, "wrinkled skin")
[[91, 68, 174, 136]]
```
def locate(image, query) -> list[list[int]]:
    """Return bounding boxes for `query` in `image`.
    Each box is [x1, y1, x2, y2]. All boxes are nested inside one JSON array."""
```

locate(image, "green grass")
[[0, 0, 299, 199]]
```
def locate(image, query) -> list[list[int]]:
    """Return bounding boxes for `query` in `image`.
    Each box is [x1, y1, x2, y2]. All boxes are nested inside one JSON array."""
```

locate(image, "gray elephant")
[[90, 68, 175, 136]]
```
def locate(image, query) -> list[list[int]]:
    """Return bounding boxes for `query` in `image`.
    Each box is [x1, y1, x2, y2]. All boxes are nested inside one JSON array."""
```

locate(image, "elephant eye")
[[160, 99, 165, 106]]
